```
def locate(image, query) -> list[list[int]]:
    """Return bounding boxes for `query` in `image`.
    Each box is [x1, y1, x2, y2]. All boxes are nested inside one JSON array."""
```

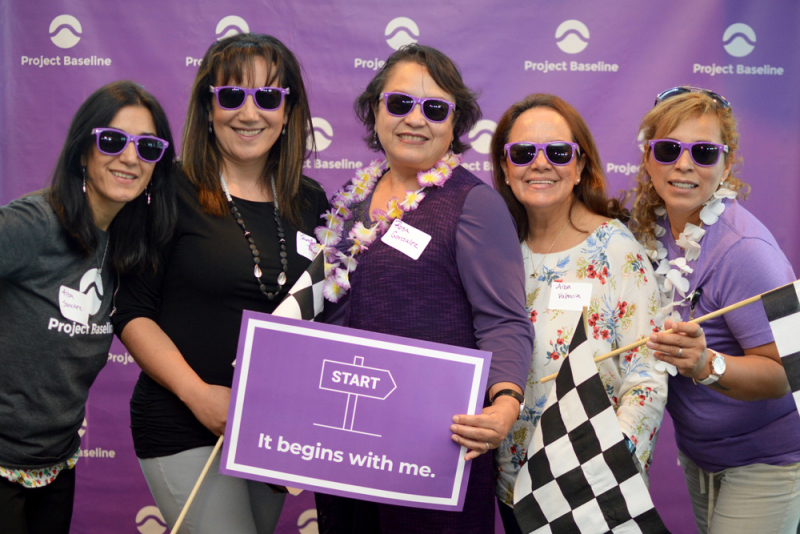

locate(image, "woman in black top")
[[113, 34, 328, 533]]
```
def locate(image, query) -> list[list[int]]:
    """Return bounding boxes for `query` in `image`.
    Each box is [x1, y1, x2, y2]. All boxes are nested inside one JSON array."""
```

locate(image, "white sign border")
[[224, 316, 488, 507]]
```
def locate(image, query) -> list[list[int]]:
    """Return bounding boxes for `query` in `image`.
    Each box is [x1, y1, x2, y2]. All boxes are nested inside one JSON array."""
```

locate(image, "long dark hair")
[[49, 80, 176, 273], [491, 93, 626, 241], [182, 33, 314, 228], [354, 43, 481, 154]]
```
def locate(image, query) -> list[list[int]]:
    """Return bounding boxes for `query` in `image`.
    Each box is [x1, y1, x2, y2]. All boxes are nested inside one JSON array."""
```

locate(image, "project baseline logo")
[[216, 16, 249, 40], [723, 23, 756, 57], [49, 15, 81, 49], [309, 117, 334, 152], [555, 20, 589, 54], [524, 19, 618, 74], [21, 16, 110, 68], [136, 506, 167, 534], [385, 17, 419, 50], [694, 22, 782, 77]]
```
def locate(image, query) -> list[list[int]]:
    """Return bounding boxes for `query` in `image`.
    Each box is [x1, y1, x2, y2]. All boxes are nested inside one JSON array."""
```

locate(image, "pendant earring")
[[373, 131, 378, 146], [505, 179, 509, 185], [82, 167, 87, 193], [146, 184, 152, 205], [208, 122, 213, 134], [282, 125, 287, 136]]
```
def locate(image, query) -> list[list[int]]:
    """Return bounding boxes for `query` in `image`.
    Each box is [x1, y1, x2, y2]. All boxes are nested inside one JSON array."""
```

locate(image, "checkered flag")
[[513, 318, 668, 534], [272, 251, 325, 321], [761, 280, 800, 415]]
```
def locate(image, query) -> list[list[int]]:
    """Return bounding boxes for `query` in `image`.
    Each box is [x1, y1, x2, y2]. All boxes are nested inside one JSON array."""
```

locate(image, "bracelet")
[[490, 389, 524, 405]]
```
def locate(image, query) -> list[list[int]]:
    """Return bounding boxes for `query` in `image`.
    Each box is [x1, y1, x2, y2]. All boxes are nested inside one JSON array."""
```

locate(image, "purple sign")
[[220, 311, 491, 511]]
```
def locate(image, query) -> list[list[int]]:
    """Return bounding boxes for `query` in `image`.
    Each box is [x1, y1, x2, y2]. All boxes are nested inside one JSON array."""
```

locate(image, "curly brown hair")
[[628, 92, 750, 251]]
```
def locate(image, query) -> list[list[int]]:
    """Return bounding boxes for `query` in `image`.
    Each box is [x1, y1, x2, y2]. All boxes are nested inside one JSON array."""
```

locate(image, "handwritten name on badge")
[[59, 285, 91, 325], [547, 282, 592, 311], [381, 219, 431, 260], [296, 231, 317, 261]]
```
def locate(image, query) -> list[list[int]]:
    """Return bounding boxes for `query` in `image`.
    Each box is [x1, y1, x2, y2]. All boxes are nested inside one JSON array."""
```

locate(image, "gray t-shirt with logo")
[[0, 193, 113, 469]]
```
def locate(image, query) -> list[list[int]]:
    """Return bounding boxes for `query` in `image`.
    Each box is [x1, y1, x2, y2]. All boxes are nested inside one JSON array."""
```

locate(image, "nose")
[[404, 103, 427, 126], [531, 148, 550, 168], [675, 147, 693, 169], [119, 140, 139, 165], [238, 94, 260, 120]]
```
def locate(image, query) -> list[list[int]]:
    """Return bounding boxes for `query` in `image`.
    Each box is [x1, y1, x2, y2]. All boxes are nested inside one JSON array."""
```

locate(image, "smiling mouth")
[[669, 181, 698, 189], [398, 133, 427, 141], [525, 179, 555, 185], [111, 170, 136, 180], [234, 128, 264, 137]]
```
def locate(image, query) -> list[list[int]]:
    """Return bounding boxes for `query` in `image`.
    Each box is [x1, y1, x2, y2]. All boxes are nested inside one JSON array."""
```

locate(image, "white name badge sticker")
[[296, 231, 317, 261], [548, 282, 592, 311], [59, 285, 91, 325], [381, 219, 431, 260]]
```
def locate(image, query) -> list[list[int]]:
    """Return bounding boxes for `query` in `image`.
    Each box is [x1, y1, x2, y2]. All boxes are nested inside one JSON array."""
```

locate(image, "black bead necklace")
[[220, 174, 288, 301]]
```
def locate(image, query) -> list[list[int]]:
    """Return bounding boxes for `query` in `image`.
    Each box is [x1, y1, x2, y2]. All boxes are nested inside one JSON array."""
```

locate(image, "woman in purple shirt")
[[630, 86, 800, 533], [314, 43, 532, 533]]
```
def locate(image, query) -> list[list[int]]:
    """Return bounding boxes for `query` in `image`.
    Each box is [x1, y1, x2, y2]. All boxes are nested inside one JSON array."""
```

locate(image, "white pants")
[[139, 446, 286, 534], [679, 450, 800, 534]]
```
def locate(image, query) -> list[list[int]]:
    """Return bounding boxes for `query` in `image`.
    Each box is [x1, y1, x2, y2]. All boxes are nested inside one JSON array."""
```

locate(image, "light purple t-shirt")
[[664, 200, 800, 472]]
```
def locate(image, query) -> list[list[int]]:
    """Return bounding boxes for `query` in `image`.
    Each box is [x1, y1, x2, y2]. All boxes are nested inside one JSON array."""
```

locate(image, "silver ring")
[[485, 442, 491, 453], [677, 348, 683, 358]]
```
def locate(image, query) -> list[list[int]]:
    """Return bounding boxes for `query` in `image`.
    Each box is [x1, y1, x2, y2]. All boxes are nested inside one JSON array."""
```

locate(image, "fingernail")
[[452, 416, 460, 423]]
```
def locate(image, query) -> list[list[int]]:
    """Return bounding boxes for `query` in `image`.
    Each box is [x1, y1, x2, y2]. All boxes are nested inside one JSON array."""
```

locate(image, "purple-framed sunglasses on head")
[[654, 86, 731, 109], [92, 128, 169, 163]]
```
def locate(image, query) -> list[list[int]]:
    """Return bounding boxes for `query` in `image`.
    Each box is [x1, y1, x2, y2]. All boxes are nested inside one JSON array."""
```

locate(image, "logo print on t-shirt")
[[135, 506, 167, 534]]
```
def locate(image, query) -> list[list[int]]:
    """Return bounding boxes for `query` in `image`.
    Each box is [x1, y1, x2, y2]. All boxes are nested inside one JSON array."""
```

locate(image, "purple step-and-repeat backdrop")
[[2, 1, 799, 532]]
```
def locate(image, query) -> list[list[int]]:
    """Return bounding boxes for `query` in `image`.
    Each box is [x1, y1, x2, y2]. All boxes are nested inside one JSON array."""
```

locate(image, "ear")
[[575, 153, 586, 179], [721, 153, 732, 183]]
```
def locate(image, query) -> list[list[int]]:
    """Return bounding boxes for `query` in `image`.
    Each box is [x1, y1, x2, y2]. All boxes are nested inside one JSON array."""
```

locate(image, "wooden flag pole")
[[171, 434, 225, 533], [540, 293, 765, 384]]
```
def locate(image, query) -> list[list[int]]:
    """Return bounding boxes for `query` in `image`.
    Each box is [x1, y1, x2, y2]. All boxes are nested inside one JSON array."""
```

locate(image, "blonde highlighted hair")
[[628, 92, 749, 250]]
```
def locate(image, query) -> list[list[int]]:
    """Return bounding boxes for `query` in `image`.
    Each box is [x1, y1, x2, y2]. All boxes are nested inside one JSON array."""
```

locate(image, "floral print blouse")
[[494, 219, 668, 507]]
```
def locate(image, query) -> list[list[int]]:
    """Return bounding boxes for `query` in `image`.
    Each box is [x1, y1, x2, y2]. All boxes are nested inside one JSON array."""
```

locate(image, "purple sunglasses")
[[648, 139, 728, 167], [504, 141, 580, 166], [92, 128, 169, 163], [380, 92, 455, 123], [210, 85, 290, 111]]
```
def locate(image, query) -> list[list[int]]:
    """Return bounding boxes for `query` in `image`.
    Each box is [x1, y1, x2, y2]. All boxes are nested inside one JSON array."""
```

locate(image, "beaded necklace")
[[220, 174, 288, 301], [314, 152, 461, 302]]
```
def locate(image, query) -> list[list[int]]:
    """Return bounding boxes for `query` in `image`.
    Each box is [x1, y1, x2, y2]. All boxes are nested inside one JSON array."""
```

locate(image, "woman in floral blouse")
[[490, 93, 667, 533]]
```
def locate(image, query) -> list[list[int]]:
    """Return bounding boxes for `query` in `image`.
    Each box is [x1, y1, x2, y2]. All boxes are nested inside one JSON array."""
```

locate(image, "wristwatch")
[[490, 389, 525, 419], [698, 350, 726, 386]]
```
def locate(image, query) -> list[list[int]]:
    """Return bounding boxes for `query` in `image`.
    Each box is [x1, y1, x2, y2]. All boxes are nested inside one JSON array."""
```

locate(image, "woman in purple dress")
[[313, 44, 533, 533]]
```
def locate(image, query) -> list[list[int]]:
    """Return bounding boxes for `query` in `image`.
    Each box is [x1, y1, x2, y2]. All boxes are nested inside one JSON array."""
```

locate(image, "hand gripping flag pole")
[[171, 252, 326, 534], [513, 310, 669, 533], [539, 282, 799, 384]]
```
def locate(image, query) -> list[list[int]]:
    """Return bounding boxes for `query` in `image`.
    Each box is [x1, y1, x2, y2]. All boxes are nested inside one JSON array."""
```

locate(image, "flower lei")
[[641, 182, 737, 375], [313, 152, 462, 302]]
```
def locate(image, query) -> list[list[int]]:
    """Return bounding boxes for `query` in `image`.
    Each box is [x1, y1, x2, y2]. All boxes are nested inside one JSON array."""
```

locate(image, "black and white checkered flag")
[[762, 280, 800, 415], [513, 318, 668, 534], [272, 251, 325, 321]]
